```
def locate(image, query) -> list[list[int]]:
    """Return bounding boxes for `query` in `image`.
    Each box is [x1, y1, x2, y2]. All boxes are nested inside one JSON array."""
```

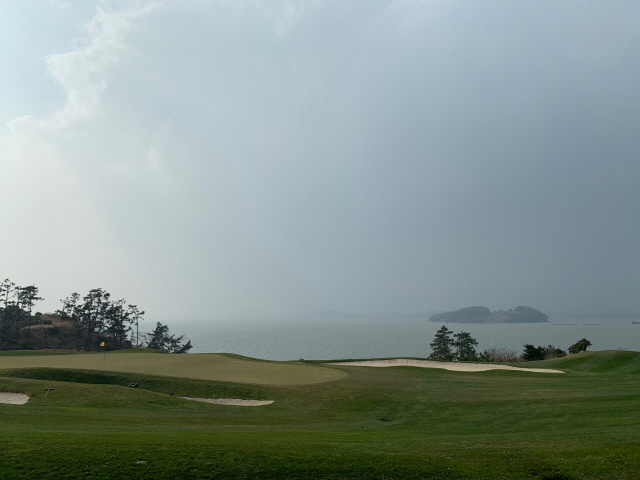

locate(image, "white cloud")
[[46, 2, 159, 130], [0, 1, 162, 311]]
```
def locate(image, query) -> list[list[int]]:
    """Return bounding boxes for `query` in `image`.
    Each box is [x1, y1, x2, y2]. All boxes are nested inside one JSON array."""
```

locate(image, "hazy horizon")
[[2, 1, 639, 323]]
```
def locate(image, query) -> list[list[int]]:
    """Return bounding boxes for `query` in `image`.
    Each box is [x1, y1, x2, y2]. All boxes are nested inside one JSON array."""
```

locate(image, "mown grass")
[[0, 351, 347, 385], [1, 351, 640, 479], [0, 368, 279, 401], [0, 350, 76, 356]]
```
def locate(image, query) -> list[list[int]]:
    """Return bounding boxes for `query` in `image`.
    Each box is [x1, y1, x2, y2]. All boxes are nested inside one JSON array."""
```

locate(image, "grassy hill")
[[1, 350, 640, 479]]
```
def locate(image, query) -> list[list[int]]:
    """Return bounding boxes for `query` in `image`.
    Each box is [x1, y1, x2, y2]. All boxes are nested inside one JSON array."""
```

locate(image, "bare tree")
[[0, 279, 16, 311], [126, 305, 144, 347], [59, 292, 81, 320]]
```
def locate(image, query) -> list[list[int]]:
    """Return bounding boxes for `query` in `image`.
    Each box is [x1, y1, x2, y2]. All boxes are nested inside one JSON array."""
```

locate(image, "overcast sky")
[[1, 0, 639, 321]]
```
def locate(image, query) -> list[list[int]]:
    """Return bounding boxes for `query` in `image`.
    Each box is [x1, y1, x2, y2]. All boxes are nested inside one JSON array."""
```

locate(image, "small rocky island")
[[429, 306, 549, 324]]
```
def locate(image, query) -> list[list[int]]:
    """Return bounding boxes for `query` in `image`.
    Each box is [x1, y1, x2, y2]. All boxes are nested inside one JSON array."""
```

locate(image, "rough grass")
[[1, 350, 640, 479]]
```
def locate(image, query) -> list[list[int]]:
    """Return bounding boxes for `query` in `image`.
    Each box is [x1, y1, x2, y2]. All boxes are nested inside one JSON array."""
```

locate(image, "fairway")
[[0, 352, 347, 385], [2, 350, 640, 479]]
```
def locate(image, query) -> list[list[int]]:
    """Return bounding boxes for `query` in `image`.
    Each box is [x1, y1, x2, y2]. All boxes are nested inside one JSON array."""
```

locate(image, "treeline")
[[429, 305, 549, 324], [428, 325, 591, 362], [495, 306, 549, 323], [58, 288, 145, 350], [0, 278, 191, 353], [0, 279, 44, 349]]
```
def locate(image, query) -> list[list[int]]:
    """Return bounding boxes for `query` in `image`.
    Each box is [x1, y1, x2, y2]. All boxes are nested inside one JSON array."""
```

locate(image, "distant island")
[[429, 306, 549, 324]]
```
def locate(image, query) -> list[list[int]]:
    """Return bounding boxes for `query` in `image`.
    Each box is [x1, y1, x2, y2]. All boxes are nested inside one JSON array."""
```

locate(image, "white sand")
[[0, 392, 30, 404], [182, 397, 274, 406], [330, 358, 564, 374]]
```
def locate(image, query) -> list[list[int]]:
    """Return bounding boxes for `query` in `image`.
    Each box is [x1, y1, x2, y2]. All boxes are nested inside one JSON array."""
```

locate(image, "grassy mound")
[[539, 350, 640, 374]]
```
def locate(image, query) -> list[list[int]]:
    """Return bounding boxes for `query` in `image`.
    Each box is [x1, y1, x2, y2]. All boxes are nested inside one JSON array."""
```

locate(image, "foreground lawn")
[[1, 350, 639, 479]]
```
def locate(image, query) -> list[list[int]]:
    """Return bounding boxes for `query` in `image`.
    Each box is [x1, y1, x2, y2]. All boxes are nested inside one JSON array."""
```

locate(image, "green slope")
[[540, 350, 640, 374]]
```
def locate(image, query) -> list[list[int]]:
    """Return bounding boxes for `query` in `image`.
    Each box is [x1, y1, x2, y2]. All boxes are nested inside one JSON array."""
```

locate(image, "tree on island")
[[429, 306, 491, 324], [505, 306, 549, 323], [429, 305, 548, 324]]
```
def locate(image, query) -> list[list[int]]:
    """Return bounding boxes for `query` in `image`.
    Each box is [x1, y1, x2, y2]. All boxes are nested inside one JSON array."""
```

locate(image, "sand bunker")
[[331, 358, 564, 374], [182, 397, 274, 406], [0, 392, 30, 404]]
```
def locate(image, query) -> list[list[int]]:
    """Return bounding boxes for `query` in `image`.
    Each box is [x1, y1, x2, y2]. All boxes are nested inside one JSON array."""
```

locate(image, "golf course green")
[[1, 350, 639, 479], [0, 351, 346, 385]]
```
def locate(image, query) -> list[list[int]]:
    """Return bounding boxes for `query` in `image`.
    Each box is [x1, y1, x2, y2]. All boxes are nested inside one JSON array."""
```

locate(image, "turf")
[[0, 351, 347, 385], [1, 350, 639, 479], [0, 350, 76, 356]]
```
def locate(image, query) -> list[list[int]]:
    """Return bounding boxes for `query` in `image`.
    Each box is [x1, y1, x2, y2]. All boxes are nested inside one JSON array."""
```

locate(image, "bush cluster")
[[428, 325, 593, 363]]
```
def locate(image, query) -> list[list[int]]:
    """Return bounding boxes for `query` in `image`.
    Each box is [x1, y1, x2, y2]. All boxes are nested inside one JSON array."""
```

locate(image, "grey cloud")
[[1, 0, 639, 319]]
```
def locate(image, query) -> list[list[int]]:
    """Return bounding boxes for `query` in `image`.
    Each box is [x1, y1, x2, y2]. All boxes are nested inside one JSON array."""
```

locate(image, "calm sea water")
[[179, 318, 640, 361]]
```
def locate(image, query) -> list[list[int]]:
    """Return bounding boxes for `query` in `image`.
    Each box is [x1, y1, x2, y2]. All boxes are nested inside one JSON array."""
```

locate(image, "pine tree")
[[146, 322, 192, 353], [59, 293, 81, 320], [0, 279, 18, 347], [126, 305, 144, 348], [453, 331, 478, 361], [523, 344, 545, 361], [429, 325, 454, 361], [78, 288, 111, 349], [105, 299, 133, 349], [17, 285, 44, 329]]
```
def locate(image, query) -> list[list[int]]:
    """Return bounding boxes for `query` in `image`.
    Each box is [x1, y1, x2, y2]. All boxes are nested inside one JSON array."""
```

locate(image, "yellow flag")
[[100, 342, 105, 347]]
